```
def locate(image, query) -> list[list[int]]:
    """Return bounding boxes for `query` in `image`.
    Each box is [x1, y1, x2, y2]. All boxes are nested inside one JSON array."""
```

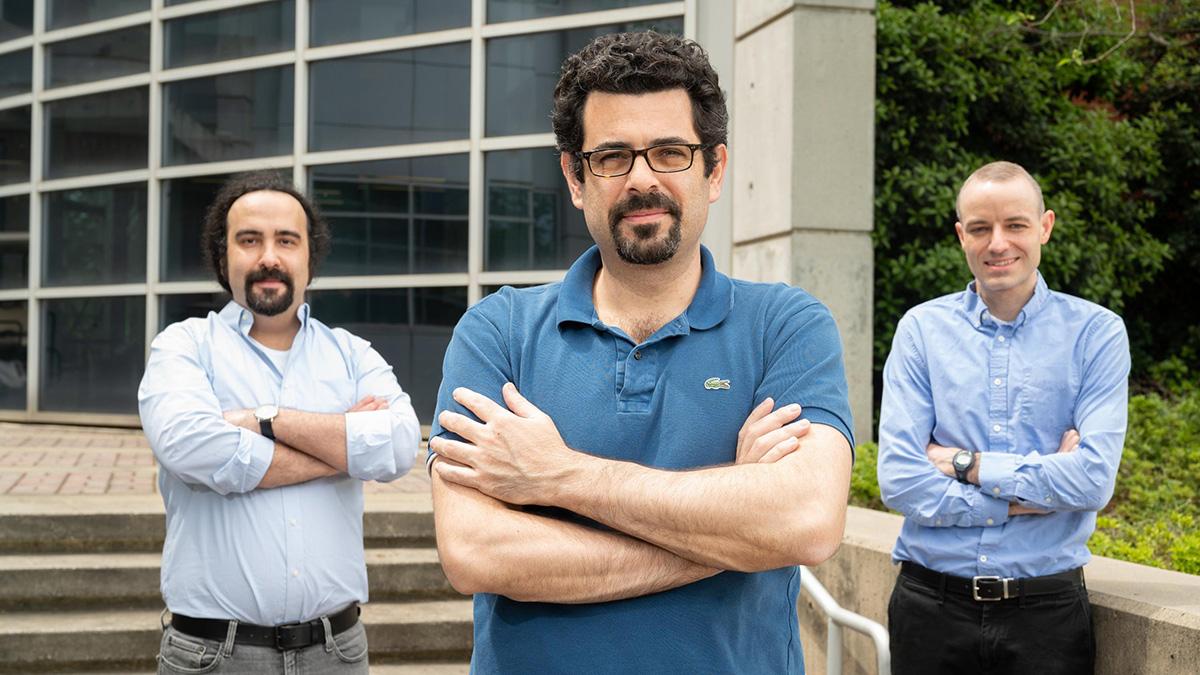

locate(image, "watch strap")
[[259, 418, 275, 441]]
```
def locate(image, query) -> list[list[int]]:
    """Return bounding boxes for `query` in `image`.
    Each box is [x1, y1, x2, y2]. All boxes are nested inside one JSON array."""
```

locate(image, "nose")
[[986, 226, 1009, 254], [624, 152, 662, 193], [258, 240, 282, 268]]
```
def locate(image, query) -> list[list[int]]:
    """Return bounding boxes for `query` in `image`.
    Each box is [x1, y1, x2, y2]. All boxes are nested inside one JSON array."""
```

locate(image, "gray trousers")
[[157, 615, 370, 674]]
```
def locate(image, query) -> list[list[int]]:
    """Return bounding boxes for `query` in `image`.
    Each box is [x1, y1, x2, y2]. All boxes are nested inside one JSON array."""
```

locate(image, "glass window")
[[0, 49, 32, 98], [0, 195, 29, 289], [45, 87, 148, 179], [485, 148, 591, 271], [309, 43, 469, 152], [163, 66, 293, 166], [159, 292, 230, 329], [0, 1, 33, 42], [45, 25, 149, 88], [307, 287, 467, 424], [40, 296, 145, 414], [309, 0, 469, 47], [488, 0, 666, 23], [486, 17, 682, 137], [309, 44, 468, 151], [43, 183, 146, 287], [46, 0, 148, 30], [0, 300, 26, 410], [0, 105, 30, 185], [164, 0, 294, 69], [161, 173, 230, 282], [311, 155, 469, 276]]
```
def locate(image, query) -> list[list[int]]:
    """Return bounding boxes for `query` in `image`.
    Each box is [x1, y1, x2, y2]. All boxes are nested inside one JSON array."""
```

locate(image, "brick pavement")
[[0, 422, 431, 496]]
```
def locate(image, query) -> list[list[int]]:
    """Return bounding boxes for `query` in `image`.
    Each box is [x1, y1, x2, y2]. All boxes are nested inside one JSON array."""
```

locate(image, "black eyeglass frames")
[[576, 143, 709, 178]]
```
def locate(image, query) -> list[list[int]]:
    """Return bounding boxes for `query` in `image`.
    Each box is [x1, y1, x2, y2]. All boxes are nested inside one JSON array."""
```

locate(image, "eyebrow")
[[233, 228, 303, 239], [587, 136, 695, 151]]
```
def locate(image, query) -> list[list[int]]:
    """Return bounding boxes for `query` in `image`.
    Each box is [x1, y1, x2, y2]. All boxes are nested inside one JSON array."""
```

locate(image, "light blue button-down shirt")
[[878, 274, 1129, 578], [138, 301, 420, 625]]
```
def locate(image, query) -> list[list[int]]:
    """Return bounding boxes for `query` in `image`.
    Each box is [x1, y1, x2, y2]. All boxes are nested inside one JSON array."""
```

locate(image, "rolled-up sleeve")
[[344, 344, 421, 482], [138, 324, 274, 494]]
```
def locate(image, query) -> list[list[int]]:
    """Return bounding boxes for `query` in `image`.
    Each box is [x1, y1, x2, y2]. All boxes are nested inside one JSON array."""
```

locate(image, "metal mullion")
[[477, 270, 567, 286], [159, 0, 275, 21], [308, 274, 470, 291], [156, 156, 293, 180], [0, 233, 30, 242], [0, 94, 34, 111], [467, 0, 485, 306], [304, 27, 473, 64], [40, 11, 152, 45], [39, 73, 152, 102], [0, 35, 34, 56], [0, 289, 28, 301], [293, 0, 308, 189], [35, 284, 148, 299], [0, 183, 32, 199], [303, 140, 472, 168], [146, 0, 164, 357], [480, 2, 685, 38], [158, 50, 296, 83], [154, 280, 224, 294], [37, 170, 151, 194], [479, 133, 555, 151], [26, 0, 45, 415]]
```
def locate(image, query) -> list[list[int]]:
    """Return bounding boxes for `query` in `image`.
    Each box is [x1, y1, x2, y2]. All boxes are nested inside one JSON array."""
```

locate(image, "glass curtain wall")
[[0, 0, 686, 424]]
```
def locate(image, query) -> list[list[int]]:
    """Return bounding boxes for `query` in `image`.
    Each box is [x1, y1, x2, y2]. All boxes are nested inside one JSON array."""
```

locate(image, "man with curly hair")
[[428, 32, 854, 672], [139, 172, 421, 674]]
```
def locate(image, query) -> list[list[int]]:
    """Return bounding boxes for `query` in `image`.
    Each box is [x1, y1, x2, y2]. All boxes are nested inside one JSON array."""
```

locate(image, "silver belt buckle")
[[971, 575, 1010, 601]]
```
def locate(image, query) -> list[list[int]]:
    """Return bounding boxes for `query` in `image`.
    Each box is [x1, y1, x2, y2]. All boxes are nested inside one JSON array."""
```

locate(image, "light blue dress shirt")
[[139, 301, 420, 625], [878, 274, 1129, 578]]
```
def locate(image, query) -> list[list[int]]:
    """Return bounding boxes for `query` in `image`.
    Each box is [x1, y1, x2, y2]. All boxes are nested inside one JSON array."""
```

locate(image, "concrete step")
[[0, 600, 473, 673], [0, 493, 435, 553], [0, 548, 458, 610]]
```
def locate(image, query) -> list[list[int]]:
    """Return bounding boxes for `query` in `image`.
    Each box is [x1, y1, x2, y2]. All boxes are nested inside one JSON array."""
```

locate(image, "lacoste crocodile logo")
[[704, 377, 731, 390]]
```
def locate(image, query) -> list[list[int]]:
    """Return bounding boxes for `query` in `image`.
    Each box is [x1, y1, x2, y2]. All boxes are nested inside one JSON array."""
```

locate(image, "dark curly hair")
[[200, 171, 332, 293], [552, 31, 728, 182]]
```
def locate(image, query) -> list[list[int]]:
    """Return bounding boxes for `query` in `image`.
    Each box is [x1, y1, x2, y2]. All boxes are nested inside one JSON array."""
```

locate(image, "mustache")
[[245, 267, 293, 289], [608, 192, 682, 230]]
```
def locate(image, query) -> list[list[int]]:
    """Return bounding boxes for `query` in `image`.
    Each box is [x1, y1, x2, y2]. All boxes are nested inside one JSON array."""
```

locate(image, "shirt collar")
[[960, 272, 1049, 329], [556, 245, 734, 332], [219, 300, 311, 336]]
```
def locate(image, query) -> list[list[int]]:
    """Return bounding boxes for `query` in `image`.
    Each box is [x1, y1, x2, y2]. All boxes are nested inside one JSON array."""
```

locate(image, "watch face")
[[953, 451, 972, 470], [255, 404, 279, 421]]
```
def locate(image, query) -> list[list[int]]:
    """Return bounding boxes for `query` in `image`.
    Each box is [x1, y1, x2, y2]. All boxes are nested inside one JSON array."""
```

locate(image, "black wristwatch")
[[952, 449, 976, 484], [254, 404, 279, 440]]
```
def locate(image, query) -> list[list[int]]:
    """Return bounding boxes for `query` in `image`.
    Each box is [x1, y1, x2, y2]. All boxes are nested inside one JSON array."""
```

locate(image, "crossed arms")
[[138, 323, 420, 494]]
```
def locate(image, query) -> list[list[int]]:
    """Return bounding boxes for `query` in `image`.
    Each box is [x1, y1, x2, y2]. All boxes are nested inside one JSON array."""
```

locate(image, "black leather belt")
[[171, 603, 359, 650], [901, 561, 1083, 602]]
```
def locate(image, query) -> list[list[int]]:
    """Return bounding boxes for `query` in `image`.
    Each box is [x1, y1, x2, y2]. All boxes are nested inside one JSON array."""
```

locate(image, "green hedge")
[[851, 391, 1200, 574]]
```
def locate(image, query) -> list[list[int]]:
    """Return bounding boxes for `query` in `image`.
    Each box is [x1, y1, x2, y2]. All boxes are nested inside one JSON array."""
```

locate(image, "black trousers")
[[888, 569, 1095, 675]]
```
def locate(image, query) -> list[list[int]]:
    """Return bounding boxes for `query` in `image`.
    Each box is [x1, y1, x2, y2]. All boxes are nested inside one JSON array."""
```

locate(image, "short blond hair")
[[955, 161, 1045, 220]]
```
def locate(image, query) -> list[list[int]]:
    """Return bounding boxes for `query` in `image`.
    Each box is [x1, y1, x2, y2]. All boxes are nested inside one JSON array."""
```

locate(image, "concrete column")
[[731, 0, 877, 445]]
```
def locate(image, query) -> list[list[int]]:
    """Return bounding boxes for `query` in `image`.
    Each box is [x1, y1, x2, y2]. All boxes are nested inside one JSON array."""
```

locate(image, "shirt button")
[[980, 555, 988, 562], [289, 519, 297, 527], [993, 378, 1002, 386], [997, 336, 1006, 342], [986, 518, 994, 525], [993, 487, 1001, 495], [633, 351, 642, 360], [291, 569, 299, 577], [992, 424, 1001, 432]]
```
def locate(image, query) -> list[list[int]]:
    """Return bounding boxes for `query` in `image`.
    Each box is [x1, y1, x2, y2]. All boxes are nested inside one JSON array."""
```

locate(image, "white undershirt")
[[251, 338, 291, 374]]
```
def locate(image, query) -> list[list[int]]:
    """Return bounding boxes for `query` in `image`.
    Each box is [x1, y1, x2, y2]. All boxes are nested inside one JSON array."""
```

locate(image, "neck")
[[592, 246, 703, 341], [978, 281, 1035, 323], [248, 307, 301, 350]]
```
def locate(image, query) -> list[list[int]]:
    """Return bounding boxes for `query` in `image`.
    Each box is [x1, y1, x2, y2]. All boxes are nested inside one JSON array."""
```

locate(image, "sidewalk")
[[0, 422, 431, 497]]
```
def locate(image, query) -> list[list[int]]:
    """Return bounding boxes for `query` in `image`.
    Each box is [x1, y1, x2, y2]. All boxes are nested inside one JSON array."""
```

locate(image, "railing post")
[[827, 619, 843, 674]]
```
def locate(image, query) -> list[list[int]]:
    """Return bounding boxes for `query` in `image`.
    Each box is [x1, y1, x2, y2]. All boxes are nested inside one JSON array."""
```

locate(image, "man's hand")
[[432, 383, 574, 505], [225, 395, 388, 434], [735, 398, 812, 464], [925, 442, 964, 479], [347, 395, 389, 413]]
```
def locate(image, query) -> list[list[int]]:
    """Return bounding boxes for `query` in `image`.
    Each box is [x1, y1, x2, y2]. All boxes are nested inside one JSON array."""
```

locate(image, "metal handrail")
[[799, 566, 891, 675]]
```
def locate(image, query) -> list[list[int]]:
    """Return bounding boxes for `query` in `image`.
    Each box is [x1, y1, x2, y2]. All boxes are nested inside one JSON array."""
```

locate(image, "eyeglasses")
[[577, 143, 708, 178]]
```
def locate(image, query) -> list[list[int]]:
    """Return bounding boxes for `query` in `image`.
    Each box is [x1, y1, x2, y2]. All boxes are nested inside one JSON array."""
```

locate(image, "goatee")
[[608, 192, 683, 265], [244, 267, 295, 317]]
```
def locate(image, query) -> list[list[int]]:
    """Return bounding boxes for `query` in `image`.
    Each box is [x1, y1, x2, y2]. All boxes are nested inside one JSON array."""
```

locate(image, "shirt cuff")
[[212, 429, 274, 494], [978, 452, 1021, 503], [973, 490, 1010, 527], [345, 409, 400, 480]]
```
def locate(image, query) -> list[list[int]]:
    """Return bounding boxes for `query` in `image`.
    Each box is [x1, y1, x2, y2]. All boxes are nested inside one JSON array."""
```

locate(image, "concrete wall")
[[731, 0, 877, 445], [800, 507, 1200, 675]]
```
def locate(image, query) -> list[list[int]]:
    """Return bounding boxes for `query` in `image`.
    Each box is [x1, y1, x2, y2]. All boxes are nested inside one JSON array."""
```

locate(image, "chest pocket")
[[1020, 364, 1075, 450]]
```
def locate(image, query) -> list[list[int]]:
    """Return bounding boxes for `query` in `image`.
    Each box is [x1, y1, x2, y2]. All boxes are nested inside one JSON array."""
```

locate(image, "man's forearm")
[[258, 441, 340, 488], [268, 409, 349, 472], [433, 470, 716, 603], [548, 425, 851, 572]]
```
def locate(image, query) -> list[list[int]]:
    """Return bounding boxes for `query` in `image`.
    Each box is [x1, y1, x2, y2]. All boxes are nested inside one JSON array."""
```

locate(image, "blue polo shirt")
[[432, 245, 853, 674]]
